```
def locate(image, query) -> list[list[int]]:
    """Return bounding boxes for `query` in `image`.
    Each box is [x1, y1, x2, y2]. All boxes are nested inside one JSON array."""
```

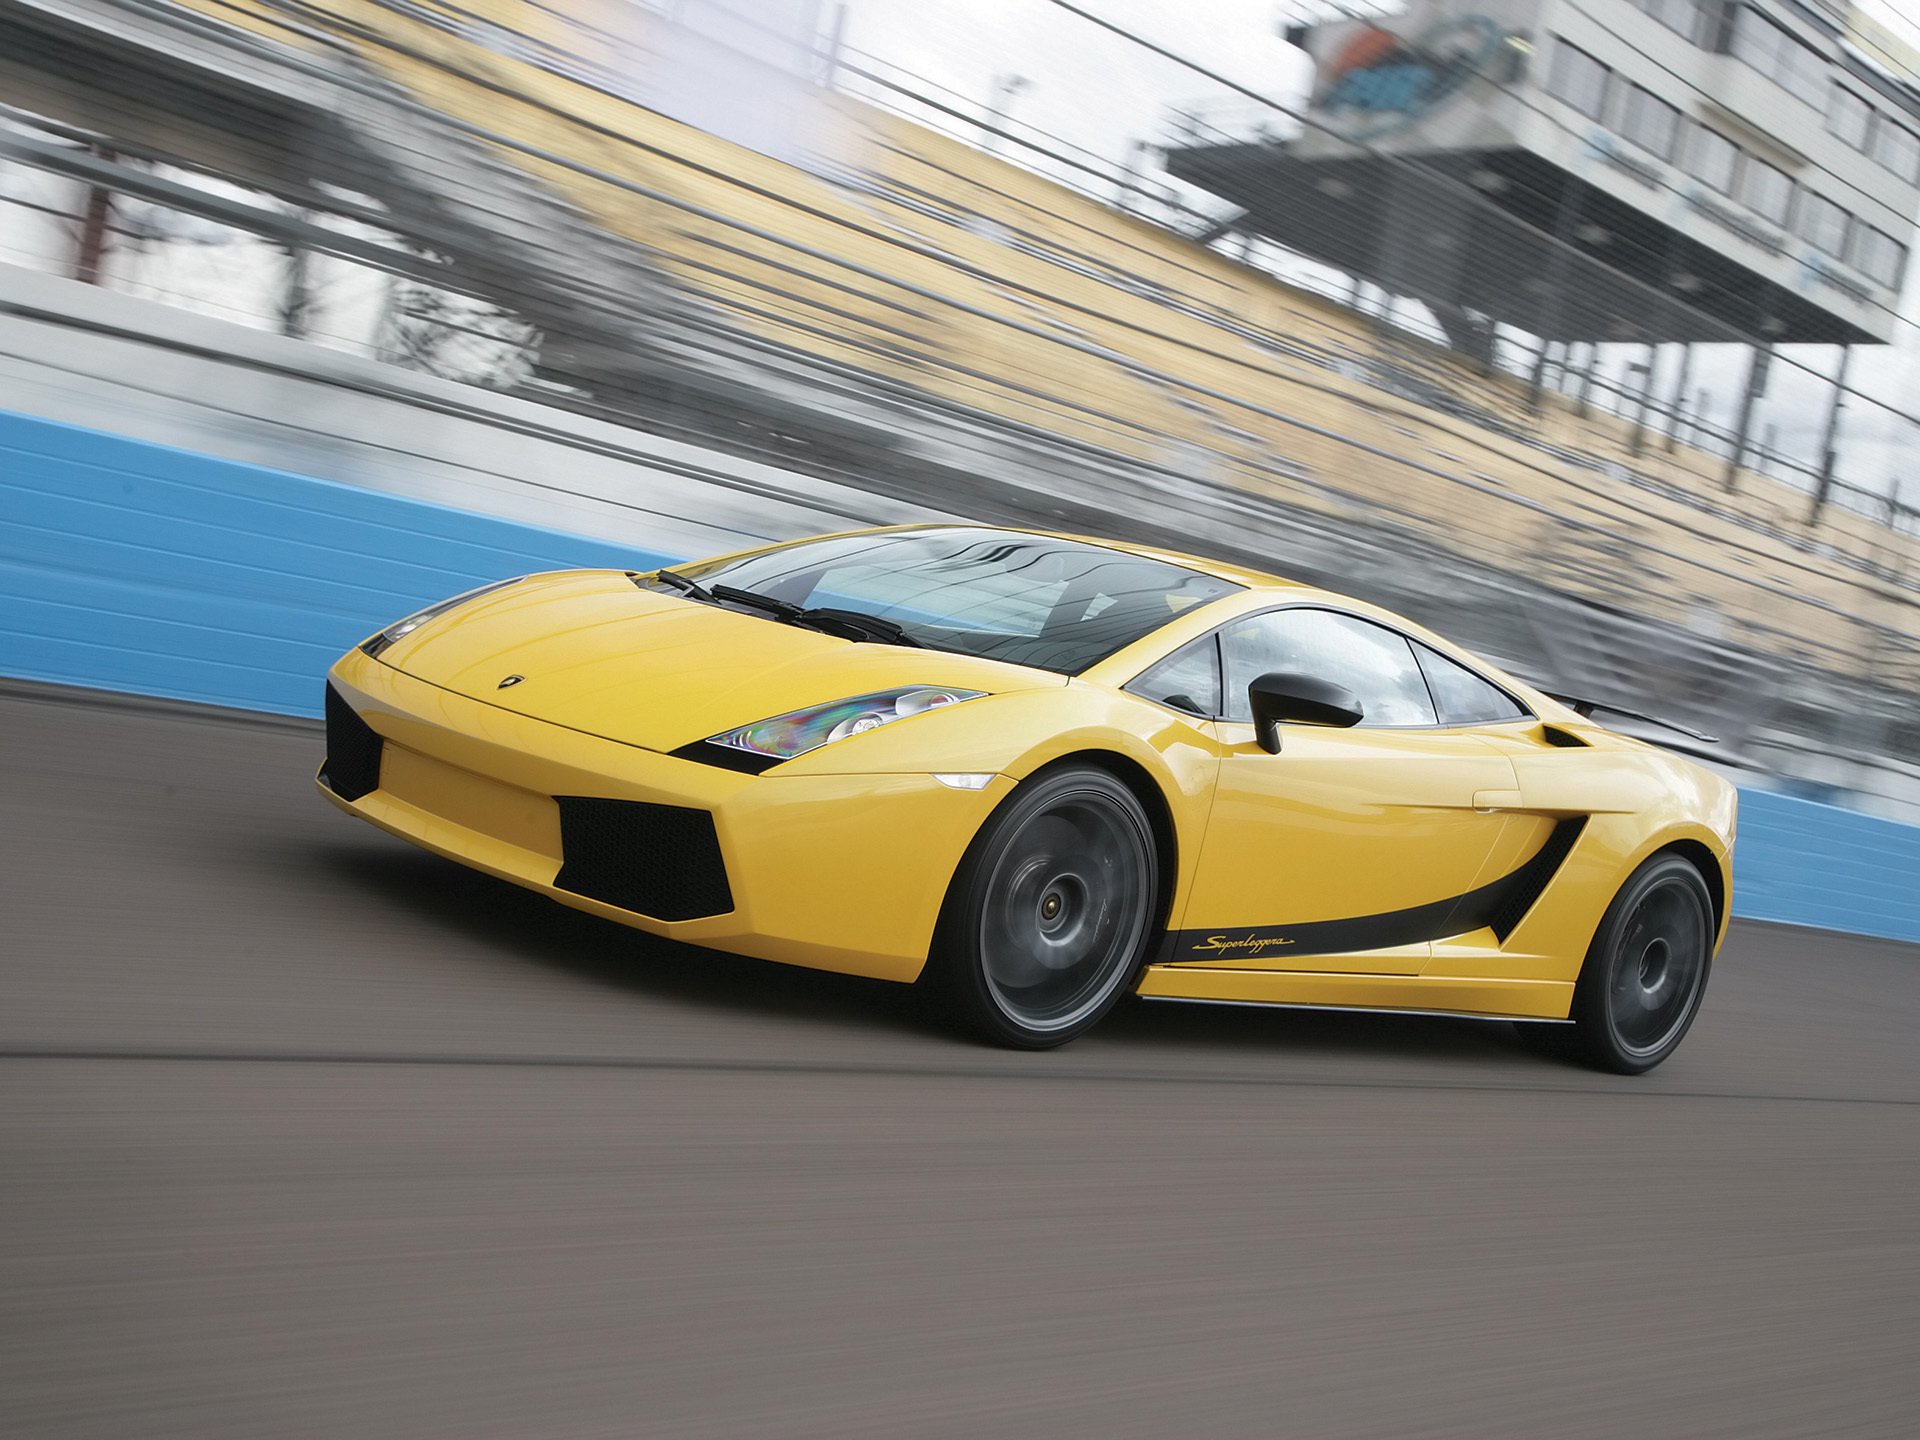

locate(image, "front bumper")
[[319, 649, 1011, 981]]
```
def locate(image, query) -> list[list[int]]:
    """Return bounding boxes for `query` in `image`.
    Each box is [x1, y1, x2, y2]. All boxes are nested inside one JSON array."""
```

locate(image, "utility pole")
[[280, 211, 313, 340], [1664, 343, 1693, 453], [72, 145, 116, 285], [1809, 344, 1852, 523], [1627, 344, 1656, 456], [1724, 343, 1773, 490], [983, 73, 1029, 154], [1571, 342, 1597, 418], [817, 2, 847, 91], [1114, 137, 1148, 210], [1526, 177, 1586, 414]]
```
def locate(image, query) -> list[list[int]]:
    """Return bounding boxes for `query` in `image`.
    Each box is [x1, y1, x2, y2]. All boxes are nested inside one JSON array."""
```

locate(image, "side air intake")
[[1488, 817, 1588, 940]]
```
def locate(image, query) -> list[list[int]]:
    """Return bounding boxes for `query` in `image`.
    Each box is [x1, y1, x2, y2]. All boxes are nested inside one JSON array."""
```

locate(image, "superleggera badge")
[[1192, 933, 1294, 956], [498, 674, 525, 689]]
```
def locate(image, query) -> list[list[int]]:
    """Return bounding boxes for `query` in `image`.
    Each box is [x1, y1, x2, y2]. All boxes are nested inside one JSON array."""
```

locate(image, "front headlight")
[[359, 576, 525, 657], [709, 687, 985, 761]]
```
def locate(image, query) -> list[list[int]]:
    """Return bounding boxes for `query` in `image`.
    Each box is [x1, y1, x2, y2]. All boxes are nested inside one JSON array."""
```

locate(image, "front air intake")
[[553, 797, 735, 921], [322, 684, 383, 801]]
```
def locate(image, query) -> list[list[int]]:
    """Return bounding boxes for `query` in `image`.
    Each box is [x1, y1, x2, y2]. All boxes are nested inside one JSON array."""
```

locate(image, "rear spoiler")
[[1543, 693, 1718, 746]]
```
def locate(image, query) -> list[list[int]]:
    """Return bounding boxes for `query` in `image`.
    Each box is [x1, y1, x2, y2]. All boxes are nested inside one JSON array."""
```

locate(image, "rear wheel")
[[928, 767, 1158, 1049], [1551, 854, 1714, 1074]]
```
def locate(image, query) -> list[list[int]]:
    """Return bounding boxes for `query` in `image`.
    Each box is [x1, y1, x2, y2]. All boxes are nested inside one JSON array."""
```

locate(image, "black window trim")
[[1122, 602, 1538, 731], [1123, 630, 1227, 721]]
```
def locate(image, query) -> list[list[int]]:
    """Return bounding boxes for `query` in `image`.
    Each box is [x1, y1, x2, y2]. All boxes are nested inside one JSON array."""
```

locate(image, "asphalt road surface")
[[3, 684, 1917, 1440]]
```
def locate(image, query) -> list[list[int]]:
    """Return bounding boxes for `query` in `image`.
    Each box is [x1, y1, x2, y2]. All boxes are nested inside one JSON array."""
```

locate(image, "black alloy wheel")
[[1546, 853, 1715, 1075], [930, 766, 1159, 1049]]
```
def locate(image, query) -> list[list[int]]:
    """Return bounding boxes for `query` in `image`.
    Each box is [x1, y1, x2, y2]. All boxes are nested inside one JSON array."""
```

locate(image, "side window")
[[1220, 610, 1437, 727], [1128, 637, 1221, 717], [1687, 123, 1739, 194], [1547, 40, 1611, 121], [1413, 642, 1529, 725]]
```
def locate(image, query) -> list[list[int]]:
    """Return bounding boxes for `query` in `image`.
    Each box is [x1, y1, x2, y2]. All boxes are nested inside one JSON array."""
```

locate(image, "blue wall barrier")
[[1733, 790, 1920, 945], [3, 407, 1916, 944], [1, 409, 672, 717]]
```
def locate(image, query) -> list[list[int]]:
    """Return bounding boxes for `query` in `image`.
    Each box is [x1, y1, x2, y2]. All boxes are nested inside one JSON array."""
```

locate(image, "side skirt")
[[1142, 996, 1574, 1024], [1135, 965, 1575, 1021]]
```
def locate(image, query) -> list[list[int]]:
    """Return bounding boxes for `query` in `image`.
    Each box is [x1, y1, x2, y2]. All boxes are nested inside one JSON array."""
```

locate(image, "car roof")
[[1058, 533, 1313, 592], [744, 523, 1574, 718], [866, 522, 1314, 593], [875, 525, 1565, 695]]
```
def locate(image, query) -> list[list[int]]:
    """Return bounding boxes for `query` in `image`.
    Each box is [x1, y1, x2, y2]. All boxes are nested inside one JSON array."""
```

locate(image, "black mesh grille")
[[1488, 817, 1588, 941], [322, 684, 383, 801], [553, 797, 734, 921]]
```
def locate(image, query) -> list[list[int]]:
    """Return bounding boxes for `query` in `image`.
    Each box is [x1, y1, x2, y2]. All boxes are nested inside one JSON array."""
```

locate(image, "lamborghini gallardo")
[[320, 525, 1734, 1072]]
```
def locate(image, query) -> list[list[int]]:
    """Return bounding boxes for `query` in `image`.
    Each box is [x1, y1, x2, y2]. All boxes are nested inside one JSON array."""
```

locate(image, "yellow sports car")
[[320, 525, 1735, 1072]]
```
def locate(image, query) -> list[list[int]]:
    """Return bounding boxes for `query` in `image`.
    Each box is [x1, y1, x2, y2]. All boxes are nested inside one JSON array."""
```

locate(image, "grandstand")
[[2, 0, 1917, 802]]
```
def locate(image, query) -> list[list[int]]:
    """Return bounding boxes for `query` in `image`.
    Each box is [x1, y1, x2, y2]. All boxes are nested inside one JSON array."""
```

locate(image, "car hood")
[[381, 570, 1063, 751]]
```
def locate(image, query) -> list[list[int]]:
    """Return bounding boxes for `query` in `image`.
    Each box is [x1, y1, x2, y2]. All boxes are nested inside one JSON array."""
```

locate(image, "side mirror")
[[1248, 671, 1364, 753]]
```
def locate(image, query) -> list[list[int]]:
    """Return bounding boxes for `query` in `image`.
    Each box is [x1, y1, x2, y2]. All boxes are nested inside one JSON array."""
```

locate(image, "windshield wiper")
[[652, 575, 918, 648], [798, 608, 922, 647], [711, 585, 920, 647], [711, 583, 803, 617], [648, 568, 715, 604]]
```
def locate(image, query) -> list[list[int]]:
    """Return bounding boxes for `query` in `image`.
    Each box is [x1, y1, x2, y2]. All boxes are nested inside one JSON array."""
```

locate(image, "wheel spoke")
[[1607, 878, 1707, 1057], [976, 788, 1152, 1034]]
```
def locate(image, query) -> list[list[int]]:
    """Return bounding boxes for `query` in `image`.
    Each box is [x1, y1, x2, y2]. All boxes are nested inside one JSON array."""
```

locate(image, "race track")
[[3, 685, 1917, 1439]]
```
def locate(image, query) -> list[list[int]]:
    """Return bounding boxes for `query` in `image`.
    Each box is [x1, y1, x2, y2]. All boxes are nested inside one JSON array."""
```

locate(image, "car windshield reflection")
[[670, 527, 1241, 674]]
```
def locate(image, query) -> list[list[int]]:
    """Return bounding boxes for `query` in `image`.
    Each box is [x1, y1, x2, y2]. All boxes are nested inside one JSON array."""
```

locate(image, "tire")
[[1553, 853, 1715, 1075], [927, 766, 1159, 1049]]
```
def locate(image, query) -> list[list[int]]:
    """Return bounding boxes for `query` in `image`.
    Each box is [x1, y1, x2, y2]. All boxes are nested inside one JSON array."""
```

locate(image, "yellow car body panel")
[[383, 571, 1065, 752], [1174, 724, 1525, 974], [319, 529, 1736, 1023], [323, 649, 1011, 979]]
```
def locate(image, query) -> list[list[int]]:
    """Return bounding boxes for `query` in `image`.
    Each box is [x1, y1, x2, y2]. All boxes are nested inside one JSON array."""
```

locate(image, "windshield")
[[670, 528, 1241, 674]]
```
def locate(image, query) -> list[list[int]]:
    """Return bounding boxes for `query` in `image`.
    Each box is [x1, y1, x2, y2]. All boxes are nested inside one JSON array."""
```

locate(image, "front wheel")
[[1554, 854, 1715, 1074], [927, 767, 1159, 1049]]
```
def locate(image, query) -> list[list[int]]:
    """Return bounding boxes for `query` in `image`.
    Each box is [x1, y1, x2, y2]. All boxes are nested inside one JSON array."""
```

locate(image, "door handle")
[[1473, 789, 1524, 812]]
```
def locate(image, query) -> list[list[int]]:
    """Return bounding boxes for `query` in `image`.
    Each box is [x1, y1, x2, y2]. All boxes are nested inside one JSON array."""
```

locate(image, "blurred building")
[[1170, 0, 1918, 350]]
